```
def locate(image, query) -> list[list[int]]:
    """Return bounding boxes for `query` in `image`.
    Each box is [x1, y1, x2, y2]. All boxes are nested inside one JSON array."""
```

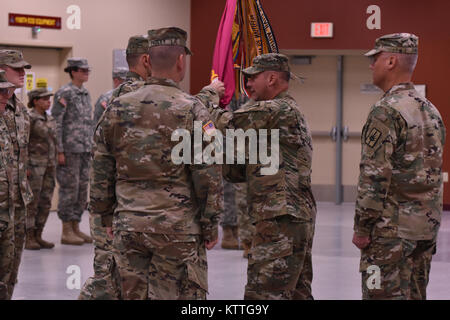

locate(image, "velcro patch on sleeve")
[[202, 120, 216, 136], [365, 128, 382, 148], [59, 97, 67, 107]]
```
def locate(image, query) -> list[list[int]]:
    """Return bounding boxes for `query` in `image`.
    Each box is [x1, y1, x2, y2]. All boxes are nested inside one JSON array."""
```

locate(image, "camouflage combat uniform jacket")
[[90, 77, 223, 241], [93, 89, 113, 126], [28, 109, 57, 167], [110, 71, 145, 101], [208, 91, 316, 224], [0, 95, 33, 225], [354, 83, 446, 241], [51, 82, 93, 153]]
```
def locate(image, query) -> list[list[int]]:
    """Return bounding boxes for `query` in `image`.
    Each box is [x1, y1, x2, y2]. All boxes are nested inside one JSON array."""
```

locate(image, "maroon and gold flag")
[[211, 0, 279, 107]]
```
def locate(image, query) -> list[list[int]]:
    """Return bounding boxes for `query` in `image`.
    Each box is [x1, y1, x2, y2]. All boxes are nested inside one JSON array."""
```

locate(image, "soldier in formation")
[[24, 88, 57, 250], [79, 34, 153, 300], [90, 27, 224, 299], [52, 57, 93, 246], [353, 33, 446, 300], [0, 50, 33, 299], [93, 67, 128, 125]]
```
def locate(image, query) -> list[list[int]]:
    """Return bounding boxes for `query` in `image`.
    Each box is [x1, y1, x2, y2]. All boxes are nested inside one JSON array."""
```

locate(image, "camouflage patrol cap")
[[0, 70, 15, 89], [64, 57, 90, 72], [0, 49, 31, 69], [147, 27, 192, 55], [126, 35, 149, 55], [27, 87, 53, 101], [365, 33, 418, 56], [243, 53, 302, 80], [112, 67, 128, 79]]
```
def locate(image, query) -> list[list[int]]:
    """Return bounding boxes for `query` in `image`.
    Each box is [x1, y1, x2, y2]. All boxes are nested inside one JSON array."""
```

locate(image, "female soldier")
[[25, 88, 56, 250]]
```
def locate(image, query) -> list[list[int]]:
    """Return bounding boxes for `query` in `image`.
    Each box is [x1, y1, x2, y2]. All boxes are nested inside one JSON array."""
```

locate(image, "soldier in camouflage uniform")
[[79, 35, 152, 300], [92, 67, 128, 125], [0, 50, 34, 299], [90, 27, 223, 300], [79, 36, 151, 300], [353, 33, 446, 300], [52, 58, 93, 246], [25, 88, 56, 250], [207, 53, 317, 300], [110, 35, 151, 101]]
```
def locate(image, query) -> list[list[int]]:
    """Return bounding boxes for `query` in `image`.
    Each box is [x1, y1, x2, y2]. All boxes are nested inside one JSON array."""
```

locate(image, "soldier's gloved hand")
[[58, 152, 66, 166], [209, 79, 225, 99]]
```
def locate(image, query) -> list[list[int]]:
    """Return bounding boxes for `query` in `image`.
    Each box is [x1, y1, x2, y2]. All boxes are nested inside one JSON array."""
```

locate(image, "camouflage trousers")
[[56, 152, 90, 222], [113, 231, 208, 300], [220, 180, 237, 228], [78, 214, 121, 300], [245, 215, 314, 300], [26, 163, 55, 230], [234, 182, 255, 246], [0, 205, 26, 300], [360, 236, 436, 300]]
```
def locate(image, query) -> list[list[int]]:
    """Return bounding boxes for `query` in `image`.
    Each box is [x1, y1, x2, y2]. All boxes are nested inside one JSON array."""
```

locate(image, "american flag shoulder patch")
[[202, 120, 216, 136], [59, 97, 67, 107]]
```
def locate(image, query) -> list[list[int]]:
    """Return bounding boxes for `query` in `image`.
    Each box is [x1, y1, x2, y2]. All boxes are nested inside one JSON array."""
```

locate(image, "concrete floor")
[[12, 202, 450, 300]]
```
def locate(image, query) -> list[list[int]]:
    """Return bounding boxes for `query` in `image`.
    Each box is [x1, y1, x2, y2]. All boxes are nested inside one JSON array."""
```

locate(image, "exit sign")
[[311, 22, 333, 38]]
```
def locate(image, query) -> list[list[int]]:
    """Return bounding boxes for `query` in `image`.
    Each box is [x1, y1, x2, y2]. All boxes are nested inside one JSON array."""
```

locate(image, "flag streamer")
[[211, 0, 278, 107]]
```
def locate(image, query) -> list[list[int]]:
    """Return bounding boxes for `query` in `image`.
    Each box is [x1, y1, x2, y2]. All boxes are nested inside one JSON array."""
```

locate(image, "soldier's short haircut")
[[148, 46, 186, 72], [395, 53, 418, 73], [126, 53, 145, 68], [65, 66, 79, 80]]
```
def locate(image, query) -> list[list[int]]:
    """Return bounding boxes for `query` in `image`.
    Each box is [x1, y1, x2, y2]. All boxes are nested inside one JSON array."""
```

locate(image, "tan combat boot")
[[221, 226, 239, 249], [61, 221, 84, 245], [25, 229, 41, 250], [36, 228, 55, 249], [72, 221, 93, 243]]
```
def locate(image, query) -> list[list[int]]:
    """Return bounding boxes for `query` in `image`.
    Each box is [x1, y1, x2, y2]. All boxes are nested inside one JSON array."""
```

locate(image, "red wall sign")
[[8, 13, 62, 29], [311, 23, 334, 38]]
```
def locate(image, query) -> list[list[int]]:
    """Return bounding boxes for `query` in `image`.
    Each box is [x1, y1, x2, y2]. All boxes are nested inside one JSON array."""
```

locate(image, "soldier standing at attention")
[[90, 27, 223, 300], [110, 35, 151, 101], [52, 58, 93, 245], [24, 88, 57, 250], [93, 67, 128, 125], [0, 49, 34, 299], [79, 35, 152, 300], [352, 33, 446, 300], [207, 53, 317, 300]]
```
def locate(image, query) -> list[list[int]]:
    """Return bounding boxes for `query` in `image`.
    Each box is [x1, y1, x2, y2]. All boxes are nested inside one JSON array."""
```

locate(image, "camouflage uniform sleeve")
[[93, 94, 108, 127], [89, 106, 117, 227], [196, 86, 233, 132], [194, 85, 220, 109], [51, 90, 68, 153], [354, 105, 403, 236], [189, 99, 224, 242]]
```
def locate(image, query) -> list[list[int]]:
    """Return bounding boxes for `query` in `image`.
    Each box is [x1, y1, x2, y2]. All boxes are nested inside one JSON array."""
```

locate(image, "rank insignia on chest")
[[202, 120, 216, 136], [365, 128, 381, 148]]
